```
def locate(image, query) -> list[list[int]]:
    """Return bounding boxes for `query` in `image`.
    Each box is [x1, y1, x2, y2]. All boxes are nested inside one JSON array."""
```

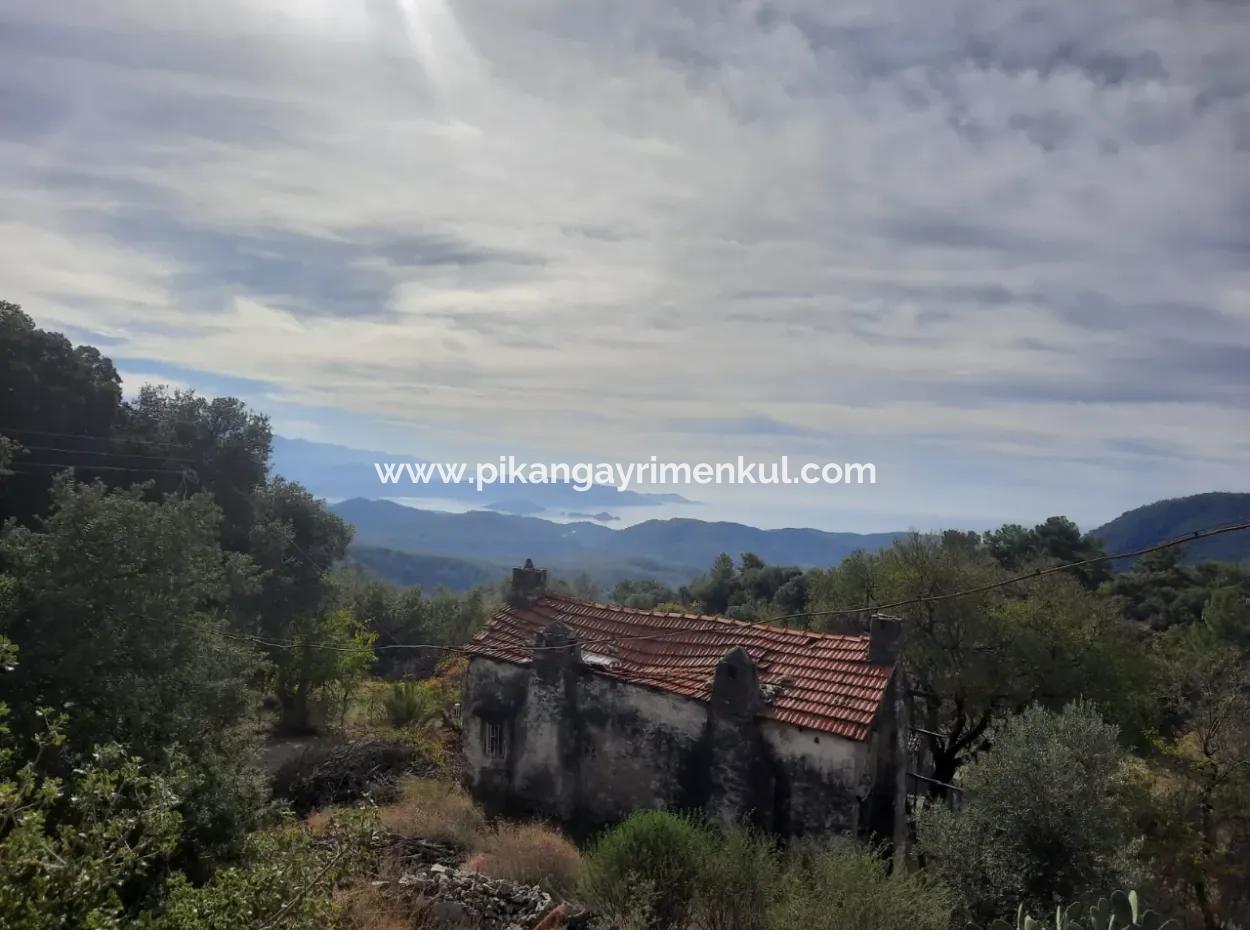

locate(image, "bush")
[[140, 808, 380, 930], [475, 822, 584, 898], [767, 844, 955, 930], [378, 777, 486, 849], [0, 728, 187, 930], [916, 702, 1142, 923], [580, 810, 705, 930], [381, 680, 449, 729], [690, 824, 784, 930]]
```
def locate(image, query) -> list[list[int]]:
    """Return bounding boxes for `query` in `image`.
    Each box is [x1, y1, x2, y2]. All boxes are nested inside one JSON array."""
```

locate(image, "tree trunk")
[[278, 685, 312, 734]]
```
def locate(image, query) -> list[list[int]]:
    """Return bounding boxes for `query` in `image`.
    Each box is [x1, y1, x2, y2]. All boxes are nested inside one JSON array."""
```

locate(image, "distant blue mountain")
[[330, 497, 909, 589]]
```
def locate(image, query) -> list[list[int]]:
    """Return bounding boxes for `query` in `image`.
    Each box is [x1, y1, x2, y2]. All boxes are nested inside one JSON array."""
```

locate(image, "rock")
[[387, 858, 570, 929], [431, 899, 468, 925]]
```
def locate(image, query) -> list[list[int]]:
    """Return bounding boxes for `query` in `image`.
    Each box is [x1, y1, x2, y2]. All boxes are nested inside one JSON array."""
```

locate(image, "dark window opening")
[[483, 720, 505, 758]]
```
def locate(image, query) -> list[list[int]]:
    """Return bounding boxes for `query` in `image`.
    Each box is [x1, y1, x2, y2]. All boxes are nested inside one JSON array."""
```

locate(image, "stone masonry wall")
[[462, 651, 881, 840]]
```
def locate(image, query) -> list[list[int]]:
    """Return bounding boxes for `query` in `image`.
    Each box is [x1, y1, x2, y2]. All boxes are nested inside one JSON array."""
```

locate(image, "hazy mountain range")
[[330, 497, 907, 590], [276, 438, 1250, 591]]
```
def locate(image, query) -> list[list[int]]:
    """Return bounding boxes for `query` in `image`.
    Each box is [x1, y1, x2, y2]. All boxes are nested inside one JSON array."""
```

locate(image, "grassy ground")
[[315, 776, 584, 930]]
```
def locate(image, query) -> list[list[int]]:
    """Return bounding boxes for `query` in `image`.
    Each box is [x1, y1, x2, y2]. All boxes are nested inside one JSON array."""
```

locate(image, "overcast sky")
[[2, 0, 1248, 532]]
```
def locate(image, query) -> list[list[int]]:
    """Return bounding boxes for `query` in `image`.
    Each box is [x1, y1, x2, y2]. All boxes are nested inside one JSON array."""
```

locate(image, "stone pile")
[[389, 862, 563, 929]]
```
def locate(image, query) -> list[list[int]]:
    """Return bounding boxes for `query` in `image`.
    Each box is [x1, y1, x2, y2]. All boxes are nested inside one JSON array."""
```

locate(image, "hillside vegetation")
[[1092, 492, 1250, 566]]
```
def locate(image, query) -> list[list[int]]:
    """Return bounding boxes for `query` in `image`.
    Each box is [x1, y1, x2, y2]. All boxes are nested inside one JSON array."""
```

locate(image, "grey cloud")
[[48, 188, 546, 322], [2, 0, 1248, 529], [665, 416, 824, 438], [881, 213, 1076, 257]]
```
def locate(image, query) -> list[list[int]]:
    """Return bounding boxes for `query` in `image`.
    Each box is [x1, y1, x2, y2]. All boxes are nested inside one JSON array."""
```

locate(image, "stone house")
[[461, 562, 906, 842]]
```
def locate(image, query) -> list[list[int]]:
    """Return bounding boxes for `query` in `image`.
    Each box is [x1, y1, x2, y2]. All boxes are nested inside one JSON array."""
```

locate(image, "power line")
[[9, 461, 195, 477], [763, 517, 1250, 626], [14, 444, 196, 464], [0, 425, 194, 451]]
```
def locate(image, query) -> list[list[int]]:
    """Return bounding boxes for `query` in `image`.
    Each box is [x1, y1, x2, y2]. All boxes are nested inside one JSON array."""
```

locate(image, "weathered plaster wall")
[[760, 718, 872, 836], [463, 652, 885, 840], [463, 655, 707, 831]]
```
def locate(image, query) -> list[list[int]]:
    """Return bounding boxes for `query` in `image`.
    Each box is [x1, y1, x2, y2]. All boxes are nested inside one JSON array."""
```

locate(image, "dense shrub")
[[382, 680, 451, 728], [582, 812, 945, 930], [580, 810, 705, 930], [139, 808, 380, 930], [378, 777, 486, 849], [917, 702, 1142, 923], [0, 481, 271, 868], [768, 844, 955, 930], [0, 719, 187, 930], [690, 823, 784, 930]]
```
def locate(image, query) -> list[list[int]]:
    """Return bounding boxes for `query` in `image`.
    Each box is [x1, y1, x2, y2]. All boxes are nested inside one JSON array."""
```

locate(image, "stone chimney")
[[868, 613, 902, 665], [509, 558, 548, 605], [709, 646, 762, 719]]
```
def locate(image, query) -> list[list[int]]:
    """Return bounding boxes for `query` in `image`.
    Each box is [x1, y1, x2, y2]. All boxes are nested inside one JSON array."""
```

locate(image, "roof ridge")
[[537, 592, 869, 642]]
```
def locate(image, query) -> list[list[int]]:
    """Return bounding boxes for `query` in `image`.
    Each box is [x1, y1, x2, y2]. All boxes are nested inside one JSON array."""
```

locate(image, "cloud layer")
[[1, 0, 1247, 529]]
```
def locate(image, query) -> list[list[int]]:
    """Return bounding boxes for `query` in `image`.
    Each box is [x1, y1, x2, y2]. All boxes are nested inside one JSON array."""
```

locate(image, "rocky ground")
[[370, 836, 588, 930]]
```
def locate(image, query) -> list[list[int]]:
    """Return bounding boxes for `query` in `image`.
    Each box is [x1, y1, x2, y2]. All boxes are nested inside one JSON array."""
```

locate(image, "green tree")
[[1137, 609, 1250, 929], [1107, 549, 1250, 632], [117, 386, 272, 550], [810, 534, 1151, 784], [272, 608, 376, 733], [0, 303, 123, 523], [684, 553, 805, 619], [806, 549, 883, 622], [690, 553, 736, 614], [983, 516, 1110, 588], [0, 478, 268, 868], [917, 702, 1142, 923], [238, 479, 357, 731], [0, 638, 189, 930], [610, 579, 679, 610]]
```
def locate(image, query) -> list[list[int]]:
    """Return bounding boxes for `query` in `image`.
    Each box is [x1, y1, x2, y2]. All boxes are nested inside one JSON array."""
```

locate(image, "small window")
[[483, 720, 505, 759]]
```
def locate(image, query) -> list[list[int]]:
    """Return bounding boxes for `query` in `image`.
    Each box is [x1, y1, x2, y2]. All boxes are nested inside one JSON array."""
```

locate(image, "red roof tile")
[[466, 594, 894, 742]]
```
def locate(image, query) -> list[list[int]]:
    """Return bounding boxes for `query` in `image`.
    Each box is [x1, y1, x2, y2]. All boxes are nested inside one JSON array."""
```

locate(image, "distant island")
[[484, 498, 547, 515], [566, 511, 620, 522]]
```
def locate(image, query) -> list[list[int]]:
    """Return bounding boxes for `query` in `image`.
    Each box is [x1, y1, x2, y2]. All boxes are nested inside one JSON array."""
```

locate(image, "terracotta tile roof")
[[466, 594, 894, 742]]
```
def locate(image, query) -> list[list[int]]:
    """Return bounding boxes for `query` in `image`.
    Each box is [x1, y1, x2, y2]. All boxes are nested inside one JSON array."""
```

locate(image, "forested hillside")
[[1092, 492, 1250, 565]]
